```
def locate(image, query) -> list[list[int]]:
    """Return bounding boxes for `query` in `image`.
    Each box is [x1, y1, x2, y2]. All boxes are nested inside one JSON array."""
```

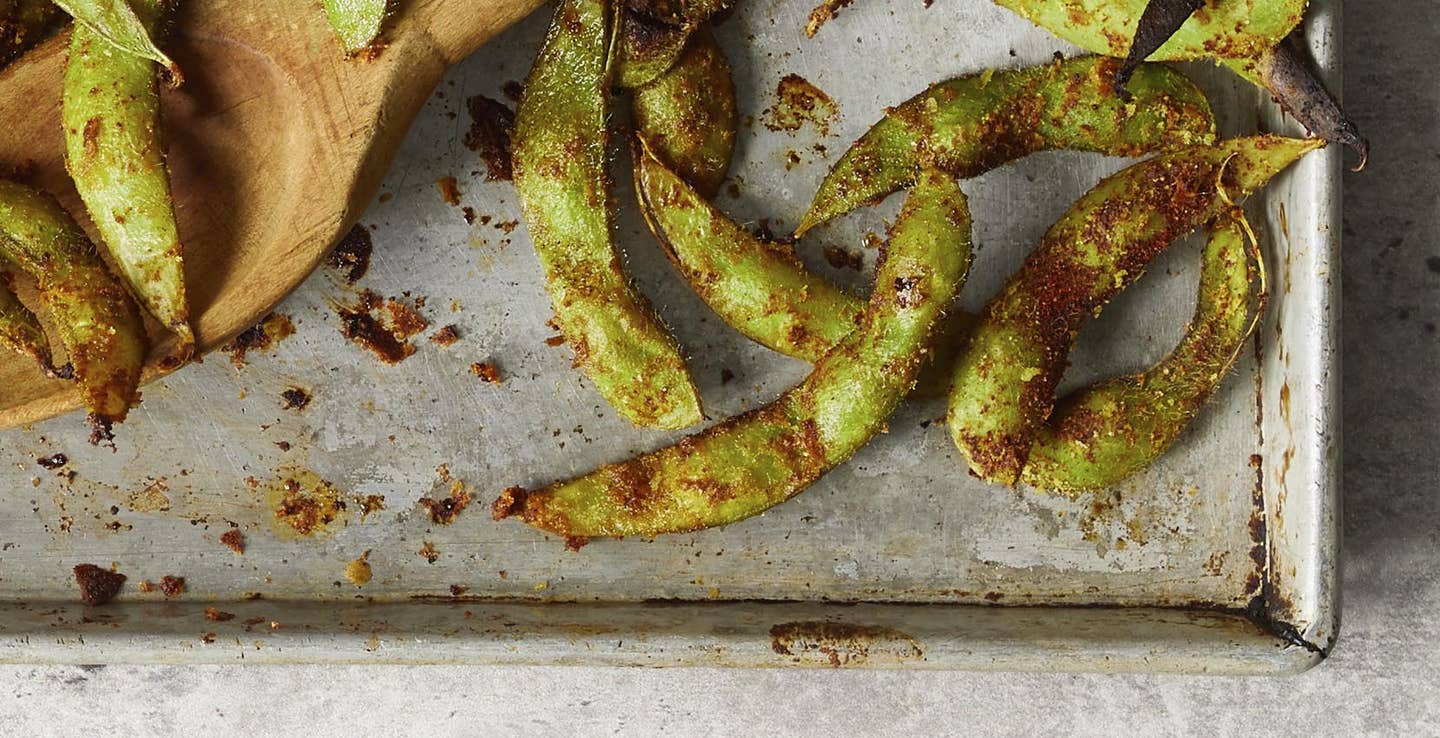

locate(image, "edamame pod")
[[626, 0, 733, 27], [0, 277, 52, 373], [631, 25, 737, 197], [1021, 209, 1265, 493], [797, 55, 1216, 236], [0, 181, 146, 443], [63, 0, 192, 360], [52, 0, 180, 81], [946, 135, 1322, 486], [322, 0, 388, 56], [614, 9, 690, 89], [513, 0, 702, 430], [494, 170, 973, 544]]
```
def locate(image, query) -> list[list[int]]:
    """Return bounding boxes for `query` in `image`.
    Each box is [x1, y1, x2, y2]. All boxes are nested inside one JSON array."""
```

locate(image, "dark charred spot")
[[36, 453, 68, 470], [418, 480, 472, 525], [327, 225, 374, 284], [491, 486, 528, 520], [280, 387, 312, 411]]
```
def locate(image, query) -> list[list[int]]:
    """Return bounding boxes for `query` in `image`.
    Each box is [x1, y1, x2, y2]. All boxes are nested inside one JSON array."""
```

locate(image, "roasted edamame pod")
[[64, 0, 191, 362], [494, 170, 973, 544], [947, 135, 1322, 486], [797, 55, 1216, 236], [614, 8, 691, 89], [0, 181, 146, 443], [52, 0, 181, 81], [322, 0, 388, 57], [513, 0, 702, 430], [626, 0, 733, 27], [0, 276, 52, 373], [631, 25, 737, 198], [1021, 209, 1265, 493], [991, 0, 1367, 166]]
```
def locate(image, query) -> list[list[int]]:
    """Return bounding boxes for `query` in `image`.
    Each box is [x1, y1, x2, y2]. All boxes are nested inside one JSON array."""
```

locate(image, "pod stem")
[[1114, 0, 1204, 96], [1256, 28, 1369, 171]]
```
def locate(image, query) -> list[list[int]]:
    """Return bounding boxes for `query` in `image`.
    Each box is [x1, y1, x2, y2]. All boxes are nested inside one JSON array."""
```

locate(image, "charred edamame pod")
[[494, 170, 972, 544], [513, 0, 702, 430], [0, 276, 52, 373], [63, 0, 192, 360], [631, 25, 737, 197], [797, 55, 1216, 236], [946, 135, 1321, 486], [52, 0, 180, 80], [1021, 209, 1266, 493], [0, 181, 146, 443], [614, 8, 690, 89], [322, 0, 388, 56], [626, 0, 733, 27], [1114, 0, 1203, 93], [991, 0, 1367, 166]]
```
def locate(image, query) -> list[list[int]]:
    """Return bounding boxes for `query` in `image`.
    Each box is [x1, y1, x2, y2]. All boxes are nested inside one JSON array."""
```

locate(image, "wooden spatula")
[[0, 0, 546, 428]]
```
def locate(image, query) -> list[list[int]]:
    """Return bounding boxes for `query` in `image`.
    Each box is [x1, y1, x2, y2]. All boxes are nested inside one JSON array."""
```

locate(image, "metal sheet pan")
[[0, 0, 1340, 672]]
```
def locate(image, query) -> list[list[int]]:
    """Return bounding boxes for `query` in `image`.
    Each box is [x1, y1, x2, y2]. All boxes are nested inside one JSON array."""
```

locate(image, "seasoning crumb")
[[280, 387, 312, 411], [36, 453, 68, 470], [275, 441, 292, 452], [222, 313, 296, 369], [497, 570, 507, 579], [201, 632, 217, 644], [356, 494, 387, 518], [762, 74, 839, 136], [159, 575, 186, 598], [73, 564, 125, 606], [326, 225, 374, 284], [464, 95, 516, 182], [220, 529, 246, 555], [469, 361, 502, 384], [418, 541, 439, 564], [430, 324, 460, 346], [449, 584, 468, 596], [804, 0, 854, 37], [436, 176, 462, 206], [138, 580, 156, 593], [204, 607, 235, 622], [344, 551, 372, 587], [418, 479, 472, 525]]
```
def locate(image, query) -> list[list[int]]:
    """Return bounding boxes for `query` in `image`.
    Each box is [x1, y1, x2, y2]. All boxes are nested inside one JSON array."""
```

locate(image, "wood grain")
[[0, 0, 546, 428]]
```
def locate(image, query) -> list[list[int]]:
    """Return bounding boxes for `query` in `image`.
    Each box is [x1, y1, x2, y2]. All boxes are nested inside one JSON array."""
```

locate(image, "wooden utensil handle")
[[418, 0, 549, 66]]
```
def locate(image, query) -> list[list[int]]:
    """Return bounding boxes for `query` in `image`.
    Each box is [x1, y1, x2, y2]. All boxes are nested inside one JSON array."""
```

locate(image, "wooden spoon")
[[0, 0, 546, 428]]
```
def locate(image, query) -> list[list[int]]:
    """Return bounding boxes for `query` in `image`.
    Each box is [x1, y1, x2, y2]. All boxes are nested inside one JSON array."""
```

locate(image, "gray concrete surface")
[[0, 0, 1435, 735]]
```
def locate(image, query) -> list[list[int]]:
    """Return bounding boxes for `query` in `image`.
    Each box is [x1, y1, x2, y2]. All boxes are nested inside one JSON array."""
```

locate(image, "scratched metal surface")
[[0, 0, 1338, 670]]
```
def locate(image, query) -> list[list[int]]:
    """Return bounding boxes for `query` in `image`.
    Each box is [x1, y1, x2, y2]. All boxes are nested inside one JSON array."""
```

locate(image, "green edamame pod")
[[322, 0, 388, 56], [0, 276, 52, 373], [494, 170, 972, 544], [947, 135, 1321, 486], [635, 139, 857, 362], [63, 0, 192, 360], [513, 0, 702, 430], [991, 0, 1304, 62], [631, 25, 736, 197], [798, 55, 1216, 235], [0, 181, 146, 443], [614, 9, 690, 89], [52, 0, 181, 81], [1021, 209, 1265, 493]]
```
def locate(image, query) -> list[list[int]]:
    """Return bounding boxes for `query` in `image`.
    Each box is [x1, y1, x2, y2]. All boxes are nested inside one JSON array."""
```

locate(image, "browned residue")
[[159, 575, 186, 598], [357, 495, 387, 518], [822, 245, 863, 271], [419, 473, 472, 526], [221, 313, 296, 369], [280, 386, 312, 411], [804, 0, 854, 37], [762, 74, 839, 136], [430, 324, 460, 346], [73, 564, 125, 606], [205, 607, 235, 622], [262, 468, 350, 540], [36, 453, 68, 470], [436, 176, 462, 206], [464, 95, 515, 181], [469, 361, 502, 384], [344, 551, 372, 587], [337, 290, 428, 364], [220, 529, 246, 554], [769, 622, 923, 667], [327, 225, 374, 284], [418, 541, 439, 563], [126, 479, 172, 512]]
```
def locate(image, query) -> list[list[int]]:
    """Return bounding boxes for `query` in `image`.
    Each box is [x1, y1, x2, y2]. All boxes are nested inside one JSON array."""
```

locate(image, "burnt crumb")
[[418, 480, 472, 525], [36, 453, 68, 470], [201, 632, 217, 644], [338, 290, 421, 364], [762, 74, 839, 136], [221, 313, 296, 369], [327, 224, 374, 284], [275, 441, 292, 452], [720, 368, 735, 385], [220, 529, 246, 554], [204, 607, 235, 622], [137, 580, 156, 593], [804, 0, 854, 37], [461, 206, 477, 224], [430, 324, 460, 346], [418, 541, 439, 563], [543, 335, 567, 347], [469, 361, 502, 384], [464, 95, 516, 181], [159, 575, 186, 598], [822, 245, 864, 271], [449, 584, 468, 596], [356, 495, 387, 518], [436, 176, 462, 206], [280, 387, 312, 411], [271, 474, 348, 538], [73, 564, 126, 606]]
